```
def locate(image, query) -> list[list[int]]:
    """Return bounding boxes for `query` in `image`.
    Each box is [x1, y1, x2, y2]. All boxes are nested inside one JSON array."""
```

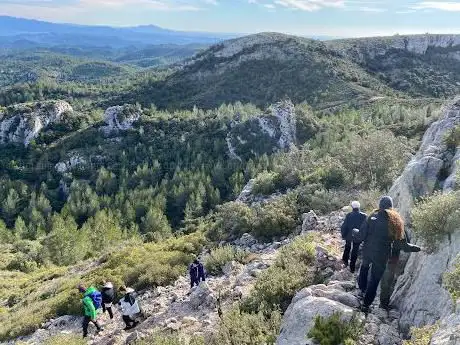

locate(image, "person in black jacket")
[[340, 201, 367, 273], [353, 196, 420, 313], [379, 229, 421, 309], [101, 281, 115, 319], [189, 258, 206, 289]]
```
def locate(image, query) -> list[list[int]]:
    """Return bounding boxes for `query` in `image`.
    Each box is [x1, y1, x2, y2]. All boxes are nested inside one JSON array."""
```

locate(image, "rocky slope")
[[0, 101, 73, 146]]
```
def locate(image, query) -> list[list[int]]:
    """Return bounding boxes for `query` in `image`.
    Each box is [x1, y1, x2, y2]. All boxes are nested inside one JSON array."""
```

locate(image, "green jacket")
[[82, 287, 98, 320]]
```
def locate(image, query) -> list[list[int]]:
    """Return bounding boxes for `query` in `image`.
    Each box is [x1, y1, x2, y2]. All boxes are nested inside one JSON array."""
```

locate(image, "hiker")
[[78, 284, 103, 338], [380, 228, 421, 309], [101, 281, 115, 319], [118, 286, 142, 330], [189, 257, 206, 289], [340, 201, 367, 273], [353, 196, 420, 313]]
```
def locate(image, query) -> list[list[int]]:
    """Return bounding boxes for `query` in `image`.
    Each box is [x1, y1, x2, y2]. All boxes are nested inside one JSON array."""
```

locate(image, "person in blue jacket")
[[189, 258, 206, 288], [340, 201, 367, 273]]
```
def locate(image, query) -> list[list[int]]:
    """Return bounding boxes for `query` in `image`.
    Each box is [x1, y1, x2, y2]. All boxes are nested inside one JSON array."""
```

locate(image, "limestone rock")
[[0, 101, 73, 146], [188, 283, 216, 310], [102, 105, 140, 134], [301, 210, 319, 233], [390, 98, 460, 221]]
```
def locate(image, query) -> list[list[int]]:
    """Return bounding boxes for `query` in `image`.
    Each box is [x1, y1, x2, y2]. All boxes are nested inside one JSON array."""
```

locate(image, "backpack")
[[89, 290, 103, 309]]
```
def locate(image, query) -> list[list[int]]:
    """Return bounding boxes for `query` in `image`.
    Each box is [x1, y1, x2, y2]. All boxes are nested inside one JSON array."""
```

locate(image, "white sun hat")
[[351, 201, 360, 209]]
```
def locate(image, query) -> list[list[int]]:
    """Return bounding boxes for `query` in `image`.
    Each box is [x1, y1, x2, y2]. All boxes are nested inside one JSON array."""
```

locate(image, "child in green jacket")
[[78, 284, 103, 338]]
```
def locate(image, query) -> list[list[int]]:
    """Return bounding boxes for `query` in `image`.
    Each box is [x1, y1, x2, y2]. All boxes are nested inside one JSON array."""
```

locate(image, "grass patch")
[[444, 256, 460, 301], [403, 324, 439, 345]]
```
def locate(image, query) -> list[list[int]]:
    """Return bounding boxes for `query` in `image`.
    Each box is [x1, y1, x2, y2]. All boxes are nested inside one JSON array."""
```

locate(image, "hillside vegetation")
[[0, 31, 457, 342]]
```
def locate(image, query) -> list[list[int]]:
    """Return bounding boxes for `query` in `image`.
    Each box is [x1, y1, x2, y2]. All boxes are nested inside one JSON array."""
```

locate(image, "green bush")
[[204, 245, 248, 276], [252, 171, 281, 196], [403, 324, 439, 345], [444, 256, 460, 300], [444, 125, 460, 151], [242, 235, 316, 312], [209, 307, 282, 345], [308, 312, 363, 345], [411, 191, 460, 252], [208, 202, 255, 242], [252, 194, 298, 241]]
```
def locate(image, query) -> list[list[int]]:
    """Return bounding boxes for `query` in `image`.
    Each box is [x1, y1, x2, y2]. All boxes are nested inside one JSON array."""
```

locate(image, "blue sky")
[[1, 0, 460, 37]]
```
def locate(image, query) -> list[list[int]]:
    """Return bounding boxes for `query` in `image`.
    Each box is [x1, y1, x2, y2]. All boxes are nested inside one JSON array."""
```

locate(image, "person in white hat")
[[340, 201, 367, 272], [118, 286, 141, 330]]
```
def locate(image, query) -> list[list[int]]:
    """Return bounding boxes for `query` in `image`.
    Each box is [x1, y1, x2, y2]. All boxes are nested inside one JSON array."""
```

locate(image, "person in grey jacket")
[[340, 201, 367, 273]]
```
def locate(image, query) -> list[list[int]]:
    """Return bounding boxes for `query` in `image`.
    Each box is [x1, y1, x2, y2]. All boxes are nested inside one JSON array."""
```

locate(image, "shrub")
[[208, 202, 255, 242], [403, 324, 439, 345], [444, 125, 460, 151], [411, 191, 460, 252], [242, 235, 316, 313], [252, 171, 281, 196], [308, 312, 364, 345], [252, 194, 298, 241], [444, 256, 460, 300], [209, 307, 282, 345], [204, 245, 248, 276]]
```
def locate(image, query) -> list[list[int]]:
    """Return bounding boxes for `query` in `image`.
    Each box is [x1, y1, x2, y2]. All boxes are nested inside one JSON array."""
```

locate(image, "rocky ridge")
[[226, 100, 297, 161]]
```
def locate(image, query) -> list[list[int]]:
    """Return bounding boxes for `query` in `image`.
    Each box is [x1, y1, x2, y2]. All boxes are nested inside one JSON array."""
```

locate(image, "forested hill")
[[112, 33, 460, 110]]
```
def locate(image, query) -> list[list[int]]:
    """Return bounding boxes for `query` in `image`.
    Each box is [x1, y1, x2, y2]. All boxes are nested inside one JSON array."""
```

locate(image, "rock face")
[[390, 98, 460, 221], [226, 100, 297, 160], [330, 34, 460, 61], [102, 105, 141, 133], [388, 98, 460, 337], [0, 101, 73, 146]]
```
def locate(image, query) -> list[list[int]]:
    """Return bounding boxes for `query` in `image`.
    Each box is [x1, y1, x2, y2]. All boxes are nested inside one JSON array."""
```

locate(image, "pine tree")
[[45, 214, 88, 266]]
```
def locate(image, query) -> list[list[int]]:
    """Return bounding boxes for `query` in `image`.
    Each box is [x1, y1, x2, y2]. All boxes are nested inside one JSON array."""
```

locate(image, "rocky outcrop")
[[0, 101, 73, 146], [101, 105, 140, 134], [390, 98, 460, 220], [388, 98, 460, 339], [226, 100, 297, 160], [330, 34, 460, 61]]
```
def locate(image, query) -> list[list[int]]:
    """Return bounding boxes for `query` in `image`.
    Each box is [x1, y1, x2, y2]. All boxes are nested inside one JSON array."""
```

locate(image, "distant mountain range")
[[0, 16, 237, 48]]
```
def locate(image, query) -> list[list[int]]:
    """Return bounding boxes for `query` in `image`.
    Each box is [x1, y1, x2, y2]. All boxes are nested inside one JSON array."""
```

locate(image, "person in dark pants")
[[78, 284, 103, 338], [189, 258, 206, 289], [380, 229, 421, 309], [353, 196, 410, 313], [101, 281, 115, 319], [118, 286, 142, 330], [340, 201, 367, 273]]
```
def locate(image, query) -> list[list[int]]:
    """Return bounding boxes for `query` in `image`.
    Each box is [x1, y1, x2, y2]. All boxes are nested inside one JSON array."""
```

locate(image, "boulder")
[[276, 282, 362, 345], [188, 283, 216, 310], [301, 210, 319, 233]]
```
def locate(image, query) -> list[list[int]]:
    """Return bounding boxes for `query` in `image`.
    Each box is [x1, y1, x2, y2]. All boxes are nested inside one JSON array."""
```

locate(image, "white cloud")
[[273, 0, 345, 11], [411, 1, 460, 11], [354, 6, 386, 12]]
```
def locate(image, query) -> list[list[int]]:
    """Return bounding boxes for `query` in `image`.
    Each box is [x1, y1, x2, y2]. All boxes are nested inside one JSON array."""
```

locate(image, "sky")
[[1, 0, 460, 37]]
